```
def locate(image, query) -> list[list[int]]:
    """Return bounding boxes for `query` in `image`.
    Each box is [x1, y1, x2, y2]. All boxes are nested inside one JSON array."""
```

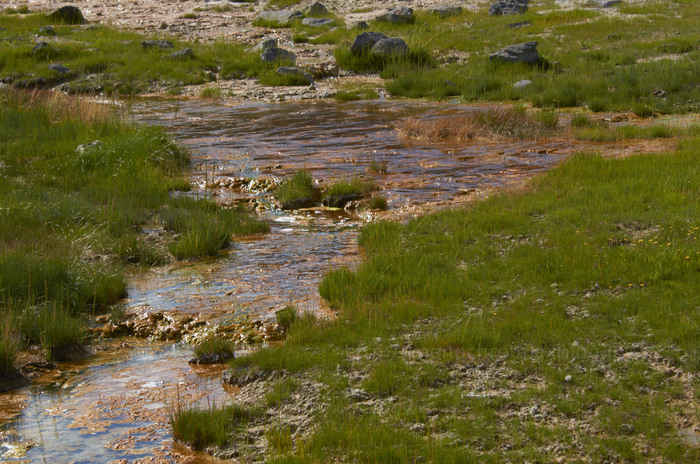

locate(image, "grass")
[[276, 306, 298, 335], [172, 403, 261, 450], [214, 127, 700, 462], [323, 176, 375, 198], [333, 89, 378, 101], [573, 122, 677, 142], [195, 337, 235, 358], [397, 106, 555, 142], [367, 195, 388, 211], [274, 170, 315, 204], [0, 88, 267, 363]]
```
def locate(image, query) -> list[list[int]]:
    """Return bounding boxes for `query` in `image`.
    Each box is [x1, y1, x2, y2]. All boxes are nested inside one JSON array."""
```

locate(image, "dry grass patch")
[[397, 107, 555, 142]]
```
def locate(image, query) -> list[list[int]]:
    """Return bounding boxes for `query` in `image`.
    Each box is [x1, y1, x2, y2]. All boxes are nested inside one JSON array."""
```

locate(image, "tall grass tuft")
[[172, 403, 261, 450], [275, 170, 315, 204]]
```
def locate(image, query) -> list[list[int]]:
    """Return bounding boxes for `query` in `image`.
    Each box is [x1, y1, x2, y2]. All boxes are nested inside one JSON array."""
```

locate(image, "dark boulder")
[[489, 41, 539, 65], [189, 350, 233, 365], [141, 40, 174, 49], [302, 2, 329, 16], [349, 32, 387, 54], [261, 47, 297, 64], [489, 0, 529, 16], [48, 6, 87, 24], [322, 194, 361, 208], [281, 196, 315, 210], [372, 38, 409, 57], [48, 63, 70, 74]]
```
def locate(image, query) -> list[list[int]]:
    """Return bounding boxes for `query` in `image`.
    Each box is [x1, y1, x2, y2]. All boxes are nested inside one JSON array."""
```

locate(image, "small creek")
[[0, 100, 630, 462]]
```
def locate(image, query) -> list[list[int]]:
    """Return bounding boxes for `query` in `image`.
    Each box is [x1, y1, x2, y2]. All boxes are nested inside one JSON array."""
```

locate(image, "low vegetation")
[[194, 337, 235, 359], [274, 170, 315, 204], [214, 129, 699, 462], [0, 89, 266, 371], [172, 403, 261, 450]]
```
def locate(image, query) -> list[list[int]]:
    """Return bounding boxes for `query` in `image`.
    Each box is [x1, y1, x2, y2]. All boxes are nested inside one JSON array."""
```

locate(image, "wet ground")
[[0, 100, 677, 463]]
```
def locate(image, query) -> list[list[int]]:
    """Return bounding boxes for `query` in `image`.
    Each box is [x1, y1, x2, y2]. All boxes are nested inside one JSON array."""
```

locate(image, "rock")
[[489, 0, 529, 16], [355, 21, 370, 30], [530, 404, 540, 415], [261, 47, 296, 64], [346, 388, 371, 401], [76, 140, 103, 154], [252, 37, 278, 52], [564, 374, 573, 383], [372, 38, 409, 57], [258, 9, 303, 25], [308, 62, 339, 78], [222, 366, 268, 386], [141, 40, 174, 49], [32, 42, 50, 54], [0, 371, 30, 393], [410, 423, 426, 433], [165, 48, 193, 59], [508, 20, 531, 28], [37, 26, 56, 36], [349, 32, 387, 54], [377, 7, 414, 24], [48, 63, 70, 75], [302, 17, 336, 27], [47, 6, 87, 24], [489, 41, 539, 65], [14, 77, 55, 89], [302, 2, 329, 16], [597, 0, 620, 7], [281, 196, 315, 210], [430, 6, 463, 17], [322, 193, 360, 208], [189, 350, 234, 365], [50, 343, 90, 362], [513, 79, 532, 89], [276, 66, 314, 84]]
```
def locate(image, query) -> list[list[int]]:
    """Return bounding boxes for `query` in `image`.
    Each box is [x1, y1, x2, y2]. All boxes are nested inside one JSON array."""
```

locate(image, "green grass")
[[323, 177, 375, 198], [276, 306, 298, 335], [333, 89, 378, 101], [0, 88, 267, 362], [274, 170, 315, 204], [195, 337, 235, 358], [172, 403, 261, 450], [216, 128, 700, 462], [367, 195, 388, 211], [573, 122, 678, 142]]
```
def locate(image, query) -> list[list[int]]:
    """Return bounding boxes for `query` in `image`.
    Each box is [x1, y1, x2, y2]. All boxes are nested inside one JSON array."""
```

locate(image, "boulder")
[[302, 17, 336, 27], [276, 66, 314, 85], [430, 6, 463, 17], [48, 63, 70, 75], [47, 6, 87, 24], [32, 42, 50, 54], [37, 26, 56, 36], [349, 32, 387, 54], [261, 47, 297, 64], [488, 0, 529, 16], [322, 194, 361, 208], [281, 196, 315, 210], [597, 0, 620, 7], [507, 20, 531, 28], [377, 7, 414, 24], [302, 2, 329, 16], [141, 40, 174, 49], [489, 41, 539, 65], [165, 48, 193, 59], [189, 350, 233, 365], [372, 38, 409, 57], [252, 37, 278, 51], [258, 9, 303, 25]]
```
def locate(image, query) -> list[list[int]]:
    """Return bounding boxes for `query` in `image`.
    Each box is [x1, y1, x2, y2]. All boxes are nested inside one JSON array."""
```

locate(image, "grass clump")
[[0, 321, 20, 375], [194, 337, 235, 359], [397, 106, 554, 142], [367, 195, 388, 211], [276, 306, 298, 335], [172, 403, 260, 450], [324, 176, 375, 198], [274, 170, 315, 204], [333, 89, 378, 101]]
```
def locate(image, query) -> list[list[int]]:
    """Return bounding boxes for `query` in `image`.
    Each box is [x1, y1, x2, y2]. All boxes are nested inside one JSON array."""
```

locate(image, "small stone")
[[564, 374, 572, 383], [530, 404, 540, 415], [355, 21, 370, 30], [376, 7, 414, 24], [513, 79, 532, 89], [258, 9, 303, 25], [489, 41, 540, 65], [165, 48, 194, 59], [302, 17, 336, 27], [621, 423, 634, 434], [261, 47, 297, 64], [32, 42, 49, 54], [489, 0, 529, 16], [371, 38, 409, 57], [252, 37, 278, 52], [49, 63, 70, 74], [38, 26, 56, 36], [141, 40, 174, 49], [76, 140, 103, 154]]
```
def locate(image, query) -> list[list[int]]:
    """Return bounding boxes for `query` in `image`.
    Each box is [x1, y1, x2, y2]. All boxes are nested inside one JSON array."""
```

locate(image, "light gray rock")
[[32, 42, 50, 54], [302, 17, 336, 27], [513, 79, 532, 89], [261, 47, 297, 64], [377, 7, 414, 24], [258, 9, 303, 25], [276, 66, 314, 85], [349, 32, 387, 54], [372, 37, 409, 57], [141, 40, 174, 49], [252, 37, 278, 51], [37, 26, 55, 36], [489, 41, 539, 64], [165, 48, 193, 59]]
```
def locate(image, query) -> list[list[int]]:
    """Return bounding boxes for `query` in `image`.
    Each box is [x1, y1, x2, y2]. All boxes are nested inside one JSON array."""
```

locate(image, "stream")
[[1, 100, 614, 463]]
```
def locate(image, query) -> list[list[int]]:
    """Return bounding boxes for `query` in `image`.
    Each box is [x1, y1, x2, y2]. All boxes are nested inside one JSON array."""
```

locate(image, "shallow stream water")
[[1, 100, 614, 463]]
